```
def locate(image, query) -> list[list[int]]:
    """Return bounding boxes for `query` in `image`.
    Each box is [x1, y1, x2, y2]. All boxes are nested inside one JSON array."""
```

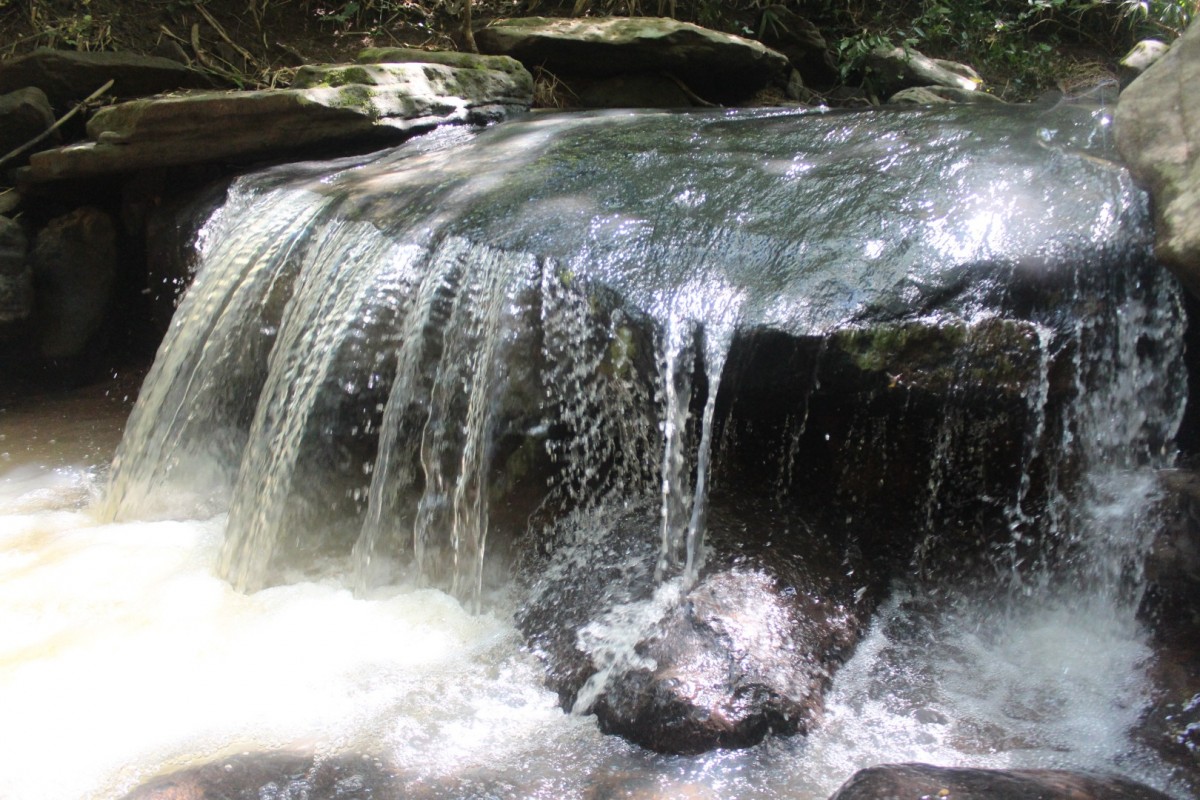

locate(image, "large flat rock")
[[22, 61, 532, 181], [476, 16, 789, 102], [0, 47, 211, 111], [1116, 18, 1200, 294]]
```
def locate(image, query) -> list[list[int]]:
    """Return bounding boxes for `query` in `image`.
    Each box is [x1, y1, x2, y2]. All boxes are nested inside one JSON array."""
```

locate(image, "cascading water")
[[2, 99, 1195, 799]]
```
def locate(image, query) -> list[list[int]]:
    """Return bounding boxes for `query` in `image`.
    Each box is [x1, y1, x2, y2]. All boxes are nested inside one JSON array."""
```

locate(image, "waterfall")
[[104, 101, 1180, 617]]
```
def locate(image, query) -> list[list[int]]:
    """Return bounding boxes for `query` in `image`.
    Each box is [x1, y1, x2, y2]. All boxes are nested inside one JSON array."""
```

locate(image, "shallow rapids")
[[0, 457, 1186, 799]]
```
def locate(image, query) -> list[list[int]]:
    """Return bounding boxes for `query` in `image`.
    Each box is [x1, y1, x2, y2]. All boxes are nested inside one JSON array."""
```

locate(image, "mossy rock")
[[357, 47, 527, 76]]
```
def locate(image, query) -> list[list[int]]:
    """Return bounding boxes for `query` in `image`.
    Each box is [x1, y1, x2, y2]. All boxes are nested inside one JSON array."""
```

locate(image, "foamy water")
[[0, 462, 1187, 800]]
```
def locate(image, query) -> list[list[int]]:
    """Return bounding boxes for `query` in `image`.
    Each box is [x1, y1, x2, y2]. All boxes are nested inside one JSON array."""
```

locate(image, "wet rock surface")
[[120, 752, 404, 800], [829, 763, 1175, 800], [518, 499, 876, 755], [1143, 469, 1200, 634]]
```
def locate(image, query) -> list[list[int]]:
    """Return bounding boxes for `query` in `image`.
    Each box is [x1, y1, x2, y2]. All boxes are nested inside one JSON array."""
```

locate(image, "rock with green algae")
[[21, 61, 533, 181]]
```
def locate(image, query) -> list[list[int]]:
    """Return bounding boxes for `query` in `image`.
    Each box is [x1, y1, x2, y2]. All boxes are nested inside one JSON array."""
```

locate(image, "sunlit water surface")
[[0, 396, 1185, 799]]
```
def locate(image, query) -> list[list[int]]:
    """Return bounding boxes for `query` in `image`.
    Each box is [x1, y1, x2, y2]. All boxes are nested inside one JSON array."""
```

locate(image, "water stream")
[[1, 101, 1195, 799]]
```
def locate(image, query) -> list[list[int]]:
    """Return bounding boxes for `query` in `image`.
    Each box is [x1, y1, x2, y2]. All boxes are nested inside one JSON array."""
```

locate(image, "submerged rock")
[[1116, 18, 1200, 295], [121, 752, 403, 800], [829, 763, 1174, 800], [475, 16, 789, 104]]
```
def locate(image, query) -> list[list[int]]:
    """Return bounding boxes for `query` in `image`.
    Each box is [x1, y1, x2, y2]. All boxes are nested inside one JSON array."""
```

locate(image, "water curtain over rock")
[[103, 99, 1181, 658]]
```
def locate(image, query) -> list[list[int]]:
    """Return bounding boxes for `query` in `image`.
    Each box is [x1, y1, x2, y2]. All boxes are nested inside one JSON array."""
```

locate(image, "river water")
[[0, 436, 1183, 798]]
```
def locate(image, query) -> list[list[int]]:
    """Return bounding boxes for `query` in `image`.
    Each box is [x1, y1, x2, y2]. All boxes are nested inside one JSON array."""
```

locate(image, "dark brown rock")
[[0, 213, 30, 338], [0, 47, 211, 111], [574, 74, 698, 108], [591, 565, 862, 754], [757, 6, 838, 88], [0, 87, 56, 168], [31, 206, 117, 360], [829, 763, 1174, 800], [1142, 469, 1200, 634], [518, 499, 874, 755], [475, 16, 789, 104]]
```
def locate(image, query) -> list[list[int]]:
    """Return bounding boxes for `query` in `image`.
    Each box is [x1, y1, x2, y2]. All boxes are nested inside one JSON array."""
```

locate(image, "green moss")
[[833, 318, 1041, 395]]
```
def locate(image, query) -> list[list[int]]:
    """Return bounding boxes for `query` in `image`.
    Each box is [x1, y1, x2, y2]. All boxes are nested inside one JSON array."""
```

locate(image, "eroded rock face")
[[829, 763, 1174, 800], [0, 214, 30, 338], [23, 61, 533, 181], [1143, 469, 1200, 634], [475, 16, 789, 104], [1116, 18, 1200, 295], [0, 47, 210, 111], [31, 206, 117, 361], [756, 6, 838, 88]]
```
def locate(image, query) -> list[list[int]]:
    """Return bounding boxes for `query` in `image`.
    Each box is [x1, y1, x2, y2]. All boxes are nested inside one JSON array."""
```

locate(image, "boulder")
[[0, 87, 56, 168], [1116, 19, 1200, 295], [518, 499, 875, 755], [475, 16, 790, 104], [22, 61, 533, 181], [0, 214, 30, 338], [756, 6, 838, 88], [31, 206, 117, 360], [866, 45, 982, 98], [0, 48, 211, 111], [1119, 38, 1171, 85], [889, 85, 1005, 105], [829, 764, 1174, 800]]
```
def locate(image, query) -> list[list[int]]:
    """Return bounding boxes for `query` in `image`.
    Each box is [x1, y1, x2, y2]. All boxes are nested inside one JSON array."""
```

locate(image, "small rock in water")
[[120, 752, 404, 800], [828, 763, 1175, 800]]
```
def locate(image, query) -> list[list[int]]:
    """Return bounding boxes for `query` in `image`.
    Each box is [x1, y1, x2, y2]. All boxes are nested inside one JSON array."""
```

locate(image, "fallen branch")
[[195, 3, 262, 71], [0, 79, 115, 171], [662, 73, 718, 107]]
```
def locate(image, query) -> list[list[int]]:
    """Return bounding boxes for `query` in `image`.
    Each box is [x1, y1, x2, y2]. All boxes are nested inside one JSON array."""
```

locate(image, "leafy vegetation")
[[0, 0, 1194, 99]]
